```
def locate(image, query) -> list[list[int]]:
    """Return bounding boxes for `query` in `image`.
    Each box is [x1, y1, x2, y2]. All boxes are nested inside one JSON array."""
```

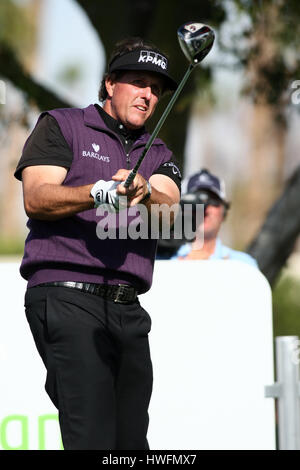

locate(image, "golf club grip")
[[124, 170, 136, 188], [124, 147, 149, 188]]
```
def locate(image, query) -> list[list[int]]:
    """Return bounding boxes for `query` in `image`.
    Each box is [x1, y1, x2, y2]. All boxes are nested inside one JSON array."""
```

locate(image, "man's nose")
[[204, 204, 214, 215], [141, 85, 152, 100]]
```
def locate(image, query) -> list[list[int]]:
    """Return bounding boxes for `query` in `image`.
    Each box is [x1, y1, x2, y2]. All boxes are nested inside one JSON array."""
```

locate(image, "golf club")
[[123, 21, 215, 188]]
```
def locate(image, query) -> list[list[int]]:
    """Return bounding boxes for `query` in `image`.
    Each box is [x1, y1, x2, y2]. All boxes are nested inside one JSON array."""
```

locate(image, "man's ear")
[[223, 202, 230, 220], [105, 75, 116, 99]]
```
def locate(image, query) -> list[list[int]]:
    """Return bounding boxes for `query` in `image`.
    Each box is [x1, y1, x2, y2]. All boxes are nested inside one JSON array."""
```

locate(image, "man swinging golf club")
[[14, 24, 213, 450]]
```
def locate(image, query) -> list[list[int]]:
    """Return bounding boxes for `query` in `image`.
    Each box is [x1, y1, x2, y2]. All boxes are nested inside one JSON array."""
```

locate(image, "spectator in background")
[[171, 169, 258, 267]]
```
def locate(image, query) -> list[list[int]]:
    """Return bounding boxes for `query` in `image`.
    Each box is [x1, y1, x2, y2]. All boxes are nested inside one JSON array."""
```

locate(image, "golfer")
[[14, 37, 181, 450]]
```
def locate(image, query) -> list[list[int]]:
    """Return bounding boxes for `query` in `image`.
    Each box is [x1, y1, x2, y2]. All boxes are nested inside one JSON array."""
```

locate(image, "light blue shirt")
[[171, 238, 259, 268]]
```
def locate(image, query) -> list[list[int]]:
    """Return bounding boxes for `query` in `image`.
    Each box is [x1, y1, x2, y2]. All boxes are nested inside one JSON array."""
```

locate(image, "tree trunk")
[[0, 42, 71, 110], [247, 165, 300, 285], [233, 0, 288, 249]]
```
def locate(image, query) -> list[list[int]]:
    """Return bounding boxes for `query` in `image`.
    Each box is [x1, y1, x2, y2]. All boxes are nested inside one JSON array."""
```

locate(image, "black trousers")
[[24, 285, 153, 450]]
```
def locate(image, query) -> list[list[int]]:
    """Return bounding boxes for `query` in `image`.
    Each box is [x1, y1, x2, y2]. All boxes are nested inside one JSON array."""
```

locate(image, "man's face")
[[202, 203, 225, 239], [194, 192, 225, 241], [104, 70, 164, 129]]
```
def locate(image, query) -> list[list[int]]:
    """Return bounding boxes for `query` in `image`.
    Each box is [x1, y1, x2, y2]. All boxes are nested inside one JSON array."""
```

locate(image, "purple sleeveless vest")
[[20, 104, 173, 293]]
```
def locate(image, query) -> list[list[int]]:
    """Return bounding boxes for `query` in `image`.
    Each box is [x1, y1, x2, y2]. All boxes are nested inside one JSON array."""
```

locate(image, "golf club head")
[[177, 22, 215, 65]]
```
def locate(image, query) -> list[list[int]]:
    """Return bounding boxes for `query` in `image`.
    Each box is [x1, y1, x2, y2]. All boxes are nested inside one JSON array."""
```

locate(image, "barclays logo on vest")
[[92, 143, 100, 152], [82, 143, 110, 163]]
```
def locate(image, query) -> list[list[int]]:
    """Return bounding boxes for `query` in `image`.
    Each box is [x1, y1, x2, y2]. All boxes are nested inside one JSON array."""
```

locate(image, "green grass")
[[272, 273, 300, 338], [0, 237, 25, 255]]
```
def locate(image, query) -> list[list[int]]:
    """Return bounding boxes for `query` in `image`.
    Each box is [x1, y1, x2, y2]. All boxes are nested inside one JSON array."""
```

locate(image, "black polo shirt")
[[14, 104, 182, 190]]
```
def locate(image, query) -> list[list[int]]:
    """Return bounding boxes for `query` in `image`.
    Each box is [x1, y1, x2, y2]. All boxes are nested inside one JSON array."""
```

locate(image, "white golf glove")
[[90, 180, 127, 212]]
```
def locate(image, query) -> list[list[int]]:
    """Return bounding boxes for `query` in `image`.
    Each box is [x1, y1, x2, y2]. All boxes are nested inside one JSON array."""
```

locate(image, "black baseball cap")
[[186, 169, 228, 203], [109, 48, 178, 92]]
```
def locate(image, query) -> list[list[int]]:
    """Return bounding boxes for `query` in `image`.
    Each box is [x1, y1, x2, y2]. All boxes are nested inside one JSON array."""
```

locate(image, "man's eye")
[[151, 86, 161, 97], [132, 80, 144, 87], [131, 80, 161, 97]]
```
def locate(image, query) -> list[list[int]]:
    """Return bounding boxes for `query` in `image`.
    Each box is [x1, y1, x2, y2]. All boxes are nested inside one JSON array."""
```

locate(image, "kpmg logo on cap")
[[138, 50, 167, 70]]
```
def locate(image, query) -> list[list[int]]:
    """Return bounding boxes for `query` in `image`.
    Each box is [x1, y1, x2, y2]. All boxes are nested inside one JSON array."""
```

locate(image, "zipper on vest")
[[126, 154, 130, 169]]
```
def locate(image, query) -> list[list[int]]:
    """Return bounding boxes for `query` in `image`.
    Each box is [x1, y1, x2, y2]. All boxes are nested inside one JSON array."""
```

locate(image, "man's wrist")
[[141, 180, 152, 202]]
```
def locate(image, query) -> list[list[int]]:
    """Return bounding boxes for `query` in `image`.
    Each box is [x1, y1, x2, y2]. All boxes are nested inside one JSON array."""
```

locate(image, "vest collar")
[[83, 104, 108, 130], [83, 104, 165, 147]]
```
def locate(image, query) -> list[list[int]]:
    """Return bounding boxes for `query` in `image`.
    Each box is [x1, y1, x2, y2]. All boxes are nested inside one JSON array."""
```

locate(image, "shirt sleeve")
[[152, 156, 182, 192], [14, 114, 73, 181]]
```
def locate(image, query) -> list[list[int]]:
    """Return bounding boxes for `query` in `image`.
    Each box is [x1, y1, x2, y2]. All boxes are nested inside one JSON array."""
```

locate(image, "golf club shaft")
[[124, 63, 194, 188]]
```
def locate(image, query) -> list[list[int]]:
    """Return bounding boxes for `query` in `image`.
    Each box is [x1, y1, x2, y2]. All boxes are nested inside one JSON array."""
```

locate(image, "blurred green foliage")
[[0, 0, 36, 59], [272, 273, 300, 337], [56, 64, 83, 87], [0, 237, 25, 256], [231, 0, 300, 112]]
